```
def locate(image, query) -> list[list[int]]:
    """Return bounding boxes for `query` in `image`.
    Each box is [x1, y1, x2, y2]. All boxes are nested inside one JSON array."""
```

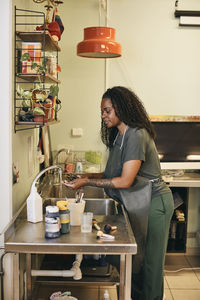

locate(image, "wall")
[[0, 0, 12, 246], [50, 0, 105, 155]]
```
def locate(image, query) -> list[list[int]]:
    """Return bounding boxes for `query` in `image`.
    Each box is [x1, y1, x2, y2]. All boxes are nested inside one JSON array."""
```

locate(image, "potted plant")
[[16, 85, 32, 112], [33, 106, 45, 123]]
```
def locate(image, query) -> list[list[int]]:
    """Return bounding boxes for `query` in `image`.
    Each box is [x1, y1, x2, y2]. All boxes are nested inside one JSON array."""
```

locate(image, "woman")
[[63, 86, 174, 300]]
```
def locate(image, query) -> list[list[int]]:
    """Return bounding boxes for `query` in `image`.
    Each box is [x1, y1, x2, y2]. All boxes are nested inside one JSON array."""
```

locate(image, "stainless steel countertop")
[[4, 213, 137, 255], [163, 172, 200, 187]]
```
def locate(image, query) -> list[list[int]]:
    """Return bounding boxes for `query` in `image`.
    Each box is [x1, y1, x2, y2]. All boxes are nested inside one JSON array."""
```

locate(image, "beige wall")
[[0, 0, 12, 246]]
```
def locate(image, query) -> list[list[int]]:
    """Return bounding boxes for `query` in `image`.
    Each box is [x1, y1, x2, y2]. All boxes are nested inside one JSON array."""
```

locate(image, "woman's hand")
[[62, 177, 88, 190]]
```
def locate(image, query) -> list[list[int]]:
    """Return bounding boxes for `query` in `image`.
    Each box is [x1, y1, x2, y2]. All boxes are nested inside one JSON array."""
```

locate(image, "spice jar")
[[45, 205, 60, 239], [56, 200, 70, 234]]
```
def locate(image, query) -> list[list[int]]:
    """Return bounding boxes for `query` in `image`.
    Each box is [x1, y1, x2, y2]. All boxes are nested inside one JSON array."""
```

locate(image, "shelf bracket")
[[174, 0, 200, 26]]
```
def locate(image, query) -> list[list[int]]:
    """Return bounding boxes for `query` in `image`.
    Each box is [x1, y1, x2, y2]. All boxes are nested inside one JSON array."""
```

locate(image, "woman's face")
[[101, 98, 121, 128]]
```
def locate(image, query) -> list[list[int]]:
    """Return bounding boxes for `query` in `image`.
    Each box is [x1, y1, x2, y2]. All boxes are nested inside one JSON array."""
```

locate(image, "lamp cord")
[[99, 0, 101, 26]]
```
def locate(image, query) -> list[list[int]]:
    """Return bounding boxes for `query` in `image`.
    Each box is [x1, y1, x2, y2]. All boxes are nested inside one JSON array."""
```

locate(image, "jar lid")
[[56, 200, 69, 210], [46, 205, 59, 213]]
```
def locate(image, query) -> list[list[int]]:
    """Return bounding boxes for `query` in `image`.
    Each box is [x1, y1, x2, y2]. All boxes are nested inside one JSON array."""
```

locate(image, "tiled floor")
[[34, 255, 200, 300], [164, 255, 200, 300]]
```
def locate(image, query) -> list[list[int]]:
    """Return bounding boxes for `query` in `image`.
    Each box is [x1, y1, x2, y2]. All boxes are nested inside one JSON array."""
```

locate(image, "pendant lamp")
[[77, 26, 122, 58]]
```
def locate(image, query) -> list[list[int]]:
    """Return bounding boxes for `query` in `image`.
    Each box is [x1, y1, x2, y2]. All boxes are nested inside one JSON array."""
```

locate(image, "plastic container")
[[50, 291, 77, 300], [68, 199, 85, 226], [102, 289, 110, 300], [81, 212, 93, 233], [45, 205, 60, 238], [56, 200, 70, 234], [61, 291, 77, 300], [27, 186, 43, 223]]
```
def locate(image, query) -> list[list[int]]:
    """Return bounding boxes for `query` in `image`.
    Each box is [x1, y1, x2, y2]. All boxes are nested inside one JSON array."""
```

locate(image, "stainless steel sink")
[[43, 184, 106, 199], [40, 174, 119, 215], [44, 198, 119, 215], [84, 198, 118, 215]]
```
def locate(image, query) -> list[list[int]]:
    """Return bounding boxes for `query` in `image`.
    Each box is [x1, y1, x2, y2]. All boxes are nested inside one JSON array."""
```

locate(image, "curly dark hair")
[[101, 86, 155, 148]]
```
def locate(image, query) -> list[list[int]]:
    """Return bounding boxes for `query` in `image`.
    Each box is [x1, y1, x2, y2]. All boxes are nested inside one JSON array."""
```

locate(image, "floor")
[[164, 255, 200, 300], [34, 254, 200, 300]]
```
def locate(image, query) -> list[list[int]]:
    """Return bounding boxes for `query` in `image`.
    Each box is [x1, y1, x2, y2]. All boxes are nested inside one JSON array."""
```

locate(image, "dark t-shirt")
[[104, 127, 170, 197]]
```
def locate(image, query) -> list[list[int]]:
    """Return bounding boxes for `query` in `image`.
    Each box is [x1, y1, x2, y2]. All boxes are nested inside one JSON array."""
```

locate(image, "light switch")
[[71, 128, 83, 136]]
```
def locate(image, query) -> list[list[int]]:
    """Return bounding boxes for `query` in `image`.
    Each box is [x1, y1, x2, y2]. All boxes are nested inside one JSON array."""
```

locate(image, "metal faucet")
[[53, 148, 70, 165], [31, 165, 62, 191]]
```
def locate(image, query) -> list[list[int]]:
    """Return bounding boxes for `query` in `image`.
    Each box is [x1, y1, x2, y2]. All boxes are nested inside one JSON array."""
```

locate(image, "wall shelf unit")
[[16, 119, 60, 126], [16, 31, 61, 52], [14, 7, 61, 132], [16, 73, 61, 84]]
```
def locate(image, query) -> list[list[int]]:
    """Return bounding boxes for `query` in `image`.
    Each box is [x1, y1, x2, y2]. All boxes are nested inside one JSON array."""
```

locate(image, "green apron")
[[104, 139, 152, 273]]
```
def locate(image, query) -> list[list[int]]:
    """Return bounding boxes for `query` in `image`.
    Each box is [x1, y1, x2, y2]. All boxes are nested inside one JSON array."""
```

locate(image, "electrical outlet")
[[71, 128, 83, 137]]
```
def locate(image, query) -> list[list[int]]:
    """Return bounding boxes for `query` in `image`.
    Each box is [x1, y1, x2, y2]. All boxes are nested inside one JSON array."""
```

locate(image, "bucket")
[[68, 199, 85, 226]]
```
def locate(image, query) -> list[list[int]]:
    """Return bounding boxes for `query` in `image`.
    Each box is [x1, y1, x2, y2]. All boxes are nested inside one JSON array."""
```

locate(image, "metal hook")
[[175, 0, 179, 9]]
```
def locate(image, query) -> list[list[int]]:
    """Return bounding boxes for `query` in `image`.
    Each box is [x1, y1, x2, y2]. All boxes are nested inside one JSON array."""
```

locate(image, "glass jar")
[[56, 200, 70, 234], [45, 205, 60, 239]]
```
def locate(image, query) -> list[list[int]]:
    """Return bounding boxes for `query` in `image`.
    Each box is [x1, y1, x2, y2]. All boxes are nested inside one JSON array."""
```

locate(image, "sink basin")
[[43, 184, 106, 199], [40, 175, 119, 215], [44, 198, 119, 215], [84, 198, 118, 215]]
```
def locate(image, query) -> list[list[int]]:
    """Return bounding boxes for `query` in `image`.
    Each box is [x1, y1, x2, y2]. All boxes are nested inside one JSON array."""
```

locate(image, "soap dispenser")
[[27, 186, 43, 223]]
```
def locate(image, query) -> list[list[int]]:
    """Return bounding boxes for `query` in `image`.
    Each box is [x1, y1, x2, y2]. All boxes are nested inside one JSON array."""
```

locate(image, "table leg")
[[119, 254, 132, 300], [119, 254, 125, 300], [13, 253, 20, 300], [26, 253, 32, 300], [124, 254, 132, 300]]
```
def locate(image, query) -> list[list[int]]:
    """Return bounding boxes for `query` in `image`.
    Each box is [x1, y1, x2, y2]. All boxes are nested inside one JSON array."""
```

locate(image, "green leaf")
[[33, 107, 45, 115], [20, 52, 31, 62], [49, 85, 59, 97], [31, 63, 38, 70], [22, 100, 29, 107]]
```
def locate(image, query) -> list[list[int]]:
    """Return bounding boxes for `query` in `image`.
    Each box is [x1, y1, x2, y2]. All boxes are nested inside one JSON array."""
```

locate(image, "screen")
[[152, 122, 200, 162]]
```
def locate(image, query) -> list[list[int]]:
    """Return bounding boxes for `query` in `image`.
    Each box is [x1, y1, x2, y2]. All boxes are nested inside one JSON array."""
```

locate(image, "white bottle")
[[103, 289, 110, 300], [27, 186, 43, 223]]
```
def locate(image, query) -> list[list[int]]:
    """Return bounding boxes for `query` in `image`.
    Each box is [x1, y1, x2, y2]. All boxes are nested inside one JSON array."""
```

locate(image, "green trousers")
[[132, 192, 174, 300], [106, 192, 174, 300]]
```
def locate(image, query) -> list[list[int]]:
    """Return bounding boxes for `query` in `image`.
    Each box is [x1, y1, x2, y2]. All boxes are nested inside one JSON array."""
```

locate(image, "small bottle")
[[45, 205, 60, 239], [57, 200, 70, 234], [103, 289, 110, 300], [75, 161, 83, 174]]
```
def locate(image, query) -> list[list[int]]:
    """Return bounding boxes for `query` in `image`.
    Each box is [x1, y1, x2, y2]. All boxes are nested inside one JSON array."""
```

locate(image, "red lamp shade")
[[77, 27, 122, 58]]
